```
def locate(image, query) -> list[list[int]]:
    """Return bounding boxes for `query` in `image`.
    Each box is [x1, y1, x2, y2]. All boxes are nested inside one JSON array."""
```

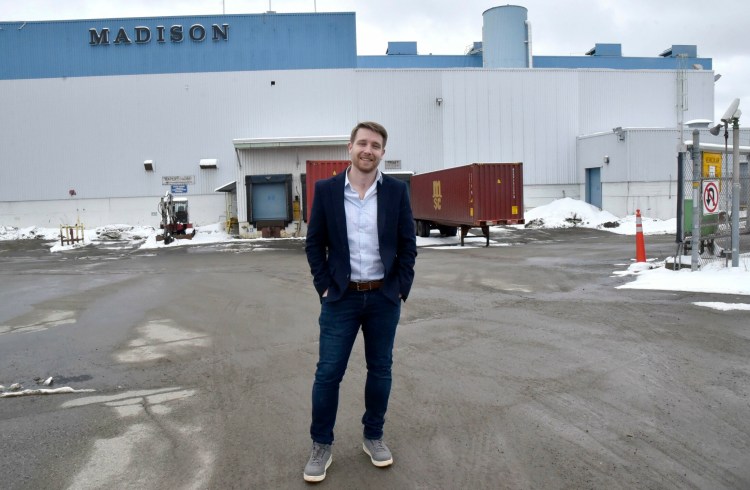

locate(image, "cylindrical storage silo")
[[482, 5, 529, 68]]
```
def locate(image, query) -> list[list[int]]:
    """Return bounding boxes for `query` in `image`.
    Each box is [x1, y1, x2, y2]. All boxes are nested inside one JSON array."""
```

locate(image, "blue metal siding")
[[0, 13, 357, 80], [534, 55, 712, 70], [357, 55, 482, 69]]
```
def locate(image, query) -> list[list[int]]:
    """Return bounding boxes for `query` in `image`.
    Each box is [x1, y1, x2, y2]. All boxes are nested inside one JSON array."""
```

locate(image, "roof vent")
[[386, 42, 417, 55], [659, 45, 697, 58], [585, 44, 622, 57]]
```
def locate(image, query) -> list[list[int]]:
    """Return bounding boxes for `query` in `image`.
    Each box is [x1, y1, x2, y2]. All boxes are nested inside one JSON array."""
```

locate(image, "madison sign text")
[[89, 24, 229, 45]]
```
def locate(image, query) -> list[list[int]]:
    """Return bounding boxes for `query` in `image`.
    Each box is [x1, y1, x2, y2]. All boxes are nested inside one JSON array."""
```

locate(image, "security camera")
[[720, 98, 740, 123]]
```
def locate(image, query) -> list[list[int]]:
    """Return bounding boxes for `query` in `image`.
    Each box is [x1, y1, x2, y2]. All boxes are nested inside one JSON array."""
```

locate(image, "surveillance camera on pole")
[[720, 98, 740, 123], [710, 98, 741, 135]]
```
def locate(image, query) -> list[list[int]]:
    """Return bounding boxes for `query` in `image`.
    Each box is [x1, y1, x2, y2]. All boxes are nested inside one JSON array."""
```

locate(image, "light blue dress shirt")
[[344, 168, 385, 282]]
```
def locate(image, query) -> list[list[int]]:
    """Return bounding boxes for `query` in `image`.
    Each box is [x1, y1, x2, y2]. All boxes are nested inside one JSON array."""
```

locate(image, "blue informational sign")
[[171, 184, 188, 194]]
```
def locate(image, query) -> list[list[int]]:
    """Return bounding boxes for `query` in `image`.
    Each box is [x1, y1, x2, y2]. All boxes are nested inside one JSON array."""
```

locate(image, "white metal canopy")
[[232, 135, 349, 150]]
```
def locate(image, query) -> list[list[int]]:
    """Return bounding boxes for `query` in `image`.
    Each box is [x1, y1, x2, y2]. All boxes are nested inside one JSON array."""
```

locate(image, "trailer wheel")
[[416, 220, 431, 238], [438, 226, 458, 237]]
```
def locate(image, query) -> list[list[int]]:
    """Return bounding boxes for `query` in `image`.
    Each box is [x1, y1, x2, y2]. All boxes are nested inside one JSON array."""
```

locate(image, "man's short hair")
[[350, 121, 388, 148]]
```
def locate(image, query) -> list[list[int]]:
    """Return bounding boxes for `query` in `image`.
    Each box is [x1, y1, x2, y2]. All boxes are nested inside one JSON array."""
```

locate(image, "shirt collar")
[[344, 166, 383, 189]]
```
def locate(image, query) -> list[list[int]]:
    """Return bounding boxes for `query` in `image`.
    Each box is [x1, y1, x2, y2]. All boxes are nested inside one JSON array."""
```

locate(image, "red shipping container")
[[305, 160, 350, 222], [411, 163, 524, 245]]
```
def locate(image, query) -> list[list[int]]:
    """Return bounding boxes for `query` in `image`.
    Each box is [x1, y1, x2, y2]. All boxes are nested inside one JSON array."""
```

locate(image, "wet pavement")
[[0, 228, 748, 489]]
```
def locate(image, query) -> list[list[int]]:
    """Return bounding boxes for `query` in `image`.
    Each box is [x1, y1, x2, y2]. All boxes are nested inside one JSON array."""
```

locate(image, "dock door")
[[246, 174, 293, 233]]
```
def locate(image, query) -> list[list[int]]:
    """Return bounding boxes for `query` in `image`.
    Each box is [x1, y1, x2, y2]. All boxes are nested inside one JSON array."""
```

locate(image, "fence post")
[[731, 118, 741, 267], [691, 130, 701, 270], [676, 152, 683, 243]]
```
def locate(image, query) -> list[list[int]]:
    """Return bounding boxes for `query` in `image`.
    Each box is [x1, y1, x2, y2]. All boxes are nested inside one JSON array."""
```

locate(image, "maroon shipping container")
[[305, 160, 350, 222], [411, 163, 524, 246]]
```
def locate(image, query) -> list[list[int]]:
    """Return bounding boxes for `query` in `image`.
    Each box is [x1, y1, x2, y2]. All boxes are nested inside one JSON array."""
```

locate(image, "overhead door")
[[246, 174, 293, 226]]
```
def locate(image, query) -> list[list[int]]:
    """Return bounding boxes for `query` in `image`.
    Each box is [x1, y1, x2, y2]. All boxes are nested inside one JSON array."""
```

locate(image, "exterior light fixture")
[[144, 159, 154, 171], [199, 158, 218, 169], [436, 97, 443, 106]]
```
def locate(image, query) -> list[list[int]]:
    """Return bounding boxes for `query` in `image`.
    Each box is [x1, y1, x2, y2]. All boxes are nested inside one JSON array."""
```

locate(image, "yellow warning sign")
[[702, 152, 722, 178]]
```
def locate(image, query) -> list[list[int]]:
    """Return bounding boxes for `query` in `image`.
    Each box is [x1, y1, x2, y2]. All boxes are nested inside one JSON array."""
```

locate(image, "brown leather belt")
[[348, 280, 384, 291]]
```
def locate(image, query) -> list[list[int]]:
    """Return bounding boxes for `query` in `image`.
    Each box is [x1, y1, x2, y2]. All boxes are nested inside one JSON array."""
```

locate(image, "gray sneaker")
[[362, 438, 393, 467], [303, 442, 332, 482]]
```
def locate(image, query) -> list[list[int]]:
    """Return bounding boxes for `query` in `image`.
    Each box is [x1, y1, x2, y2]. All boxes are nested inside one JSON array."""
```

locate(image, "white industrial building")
[[1, 5, 742, 236]]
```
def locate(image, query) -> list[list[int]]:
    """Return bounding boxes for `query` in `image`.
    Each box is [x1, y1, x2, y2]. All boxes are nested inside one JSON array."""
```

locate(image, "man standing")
[[303, 121, 417, 482]]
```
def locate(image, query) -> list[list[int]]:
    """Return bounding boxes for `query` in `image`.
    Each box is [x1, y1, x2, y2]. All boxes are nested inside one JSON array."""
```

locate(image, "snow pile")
[[93, 224, 154, 241], [139, 222, 235, 250], [616, 257, 750, 295], [523, 197, 676, 235], [49, 224, 157, 252], [0, 226, 60, 241]]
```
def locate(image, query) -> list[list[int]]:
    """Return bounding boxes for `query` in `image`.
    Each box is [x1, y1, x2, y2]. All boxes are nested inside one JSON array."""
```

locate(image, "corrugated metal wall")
[[579, 127, 750, 185], [577, 70, 713, 134], [0, 66, 715, 223], [441, 69, 579, 186], [350, 69, 444, 176]]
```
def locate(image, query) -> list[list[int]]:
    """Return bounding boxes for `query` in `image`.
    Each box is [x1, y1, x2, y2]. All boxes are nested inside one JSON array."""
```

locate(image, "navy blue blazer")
[[305, 171, 417, 305]]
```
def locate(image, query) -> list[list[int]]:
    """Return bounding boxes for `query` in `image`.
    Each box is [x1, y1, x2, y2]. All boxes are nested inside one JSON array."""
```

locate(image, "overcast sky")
[[2, 0, 746, 123]]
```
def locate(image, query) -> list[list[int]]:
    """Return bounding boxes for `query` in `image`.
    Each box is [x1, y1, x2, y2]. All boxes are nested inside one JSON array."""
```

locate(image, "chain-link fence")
[[677, 145, 750, 270]]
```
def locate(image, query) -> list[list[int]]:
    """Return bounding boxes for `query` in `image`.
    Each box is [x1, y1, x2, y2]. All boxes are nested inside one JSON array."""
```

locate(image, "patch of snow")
[[693, 302, 750, 311]]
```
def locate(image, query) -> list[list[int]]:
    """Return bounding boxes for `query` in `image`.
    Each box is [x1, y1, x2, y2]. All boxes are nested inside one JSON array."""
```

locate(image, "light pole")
[[710, 98, 741, 267], [730, 112, 741, 267]]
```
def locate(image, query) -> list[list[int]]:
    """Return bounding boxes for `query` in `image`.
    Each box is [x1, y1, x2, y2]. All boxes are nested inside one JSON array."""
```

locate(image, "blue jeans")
[[311, 289, 401, 445]]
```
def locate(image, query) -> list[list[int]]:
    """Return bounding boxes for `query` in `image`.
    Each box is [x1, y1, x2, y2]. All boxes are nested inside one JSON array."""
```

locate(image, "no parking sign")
[[702, 180, 719, 214]]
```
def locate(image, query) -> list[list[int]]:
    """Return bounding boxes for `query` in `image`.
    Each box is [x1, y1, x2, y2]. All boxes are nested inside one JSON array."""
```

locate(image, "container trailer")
[[305, 160, 350, 222], [410, 163, 524, 246]]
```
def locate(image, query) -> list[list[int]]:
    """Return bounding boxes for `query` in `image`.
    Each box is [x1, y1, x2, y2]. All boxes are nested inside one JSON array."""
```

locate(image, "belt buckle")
[[356, 282, 369, 291]]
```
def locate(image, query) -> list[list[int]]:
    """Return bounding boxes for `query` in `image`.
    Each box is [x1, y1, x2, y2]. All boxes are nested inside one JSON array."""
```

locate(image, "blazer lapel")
[[331, 173, 348, 245], [377, 179, 386, 242]]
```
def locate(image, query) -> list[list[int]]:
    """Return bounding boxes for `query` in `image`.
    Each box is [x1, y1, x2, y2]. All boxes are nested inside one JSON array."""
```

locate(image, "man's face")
[[348, 128, 385, 174]]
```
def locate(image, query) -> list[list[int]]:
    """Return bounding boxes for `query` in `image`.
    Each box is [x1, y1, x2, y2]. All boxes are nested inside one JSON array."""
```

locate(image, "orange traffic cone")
[[635, 209, 646, 262]]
